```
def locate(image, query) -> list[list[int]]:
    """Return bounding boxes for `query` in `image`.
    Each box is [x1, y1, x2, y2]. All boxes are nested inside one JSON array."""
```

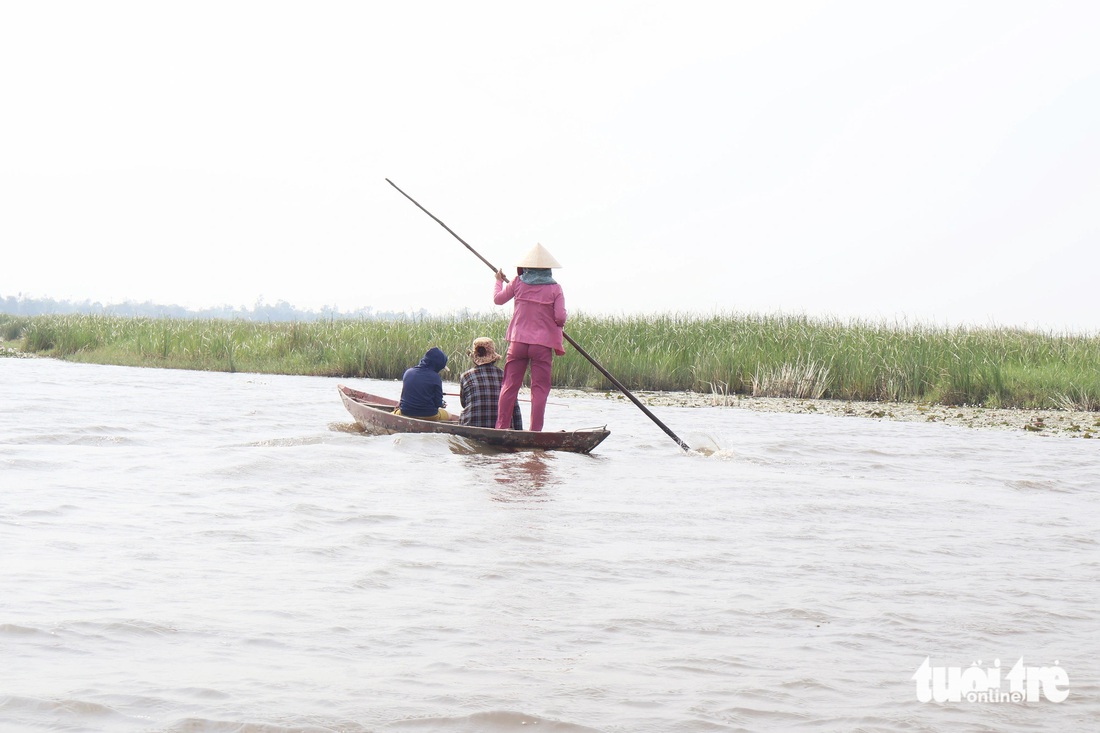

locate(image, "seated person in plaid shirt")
[[459, 337, 523, 430]]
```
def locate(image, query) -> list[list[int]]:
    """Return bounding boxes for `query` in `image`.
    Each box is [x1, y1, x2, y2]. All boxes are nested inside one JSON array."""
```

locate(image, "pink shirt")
[[494, 278, 567, 355]]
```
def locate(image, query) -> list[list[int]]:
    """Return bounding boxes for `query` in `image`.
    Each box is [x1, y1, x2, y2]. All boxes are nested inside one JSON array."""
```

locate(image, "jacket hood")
[[418, 346, 448, 372]]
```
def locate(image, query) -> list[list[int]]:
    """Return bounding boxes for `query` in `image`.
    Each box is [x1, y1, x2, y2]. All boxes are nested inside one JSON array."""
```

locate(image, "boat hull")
[[338, 385, 609, 454]]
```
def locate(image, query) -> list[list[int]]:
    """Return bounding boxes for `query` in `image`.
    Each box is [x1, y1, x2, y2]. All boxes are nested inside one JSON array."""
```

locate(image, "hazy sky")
[[3, 1, 1098, 331]]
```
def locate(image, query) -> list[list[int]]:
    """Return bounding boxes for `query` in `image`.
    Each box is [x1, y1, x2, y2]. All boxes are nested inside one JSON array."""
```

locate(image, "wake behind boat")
[[337, 385, 610, 454]]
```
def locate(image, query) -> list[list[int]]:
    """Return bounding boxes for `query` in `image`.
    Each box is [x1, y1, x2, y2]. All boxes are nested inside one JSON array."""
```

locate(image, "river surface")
[[1, 358, 1097, 732]]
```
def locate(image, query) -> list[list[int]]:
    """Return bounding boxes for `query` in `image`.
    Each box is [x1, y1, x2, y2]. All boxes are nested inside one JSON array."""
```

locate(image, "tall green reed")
[[6, 312, 1099, 410]]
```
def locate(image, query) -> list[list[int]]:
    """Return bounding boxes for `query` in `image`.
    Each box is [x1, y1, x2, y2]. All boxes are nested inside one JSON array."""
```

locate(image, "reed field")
[[2, 313, 1099, 411]]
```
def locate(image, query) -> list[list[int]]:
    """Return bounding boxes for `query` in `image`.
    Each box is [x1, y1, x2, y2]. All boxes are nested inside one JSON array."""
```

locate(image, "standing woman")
[[494, 243, 566, 431]]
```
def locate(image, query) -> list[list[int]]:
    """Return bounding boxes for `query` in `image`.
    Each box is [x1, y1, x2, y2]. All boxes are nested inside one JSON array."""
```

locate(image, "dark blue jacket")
[[399, 347, 448, 417]]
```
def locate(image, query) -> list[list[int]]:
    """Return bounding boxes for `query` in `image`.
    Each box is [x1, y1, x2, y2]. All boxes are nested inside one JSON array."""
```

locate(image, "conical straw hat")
[[516, 243, 562, 269]]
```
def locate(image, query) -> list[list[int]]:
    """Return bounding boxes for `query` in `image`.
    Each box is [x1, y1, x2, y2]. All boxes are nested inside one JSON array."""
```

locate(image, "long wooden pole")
[[386, 178, 692, 452]]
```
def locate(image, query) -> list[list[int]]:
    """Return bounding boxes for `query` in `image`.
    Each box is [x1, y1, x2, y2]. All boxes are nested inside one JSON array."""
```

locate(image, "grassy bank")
[[3, 313, 1099, 411]]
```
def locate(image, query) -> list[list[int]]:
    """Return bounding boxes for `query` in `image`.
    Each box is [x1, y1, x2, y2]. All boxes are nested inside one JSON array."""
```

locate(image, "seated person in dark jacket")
[[395, 346, 450, 421], [459, 337, 522, 430]]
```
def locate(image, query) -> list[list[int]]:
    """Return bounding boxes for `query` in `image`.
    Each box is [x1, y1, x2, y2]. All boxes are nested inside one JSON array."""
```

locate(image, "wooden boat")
[[338, 385, 610, 454]]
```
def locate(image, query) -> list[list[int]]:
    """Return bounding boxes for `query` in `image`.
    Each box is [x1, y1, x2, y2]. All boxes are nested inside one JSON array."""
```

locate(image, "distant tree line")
[[0, 293, 435, 322]]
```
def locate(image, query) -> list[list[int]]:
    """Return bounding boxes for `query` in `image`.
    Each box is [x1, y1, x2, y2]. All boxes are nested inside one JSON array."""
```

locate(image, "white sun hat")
[[516, 243, 562, 269]]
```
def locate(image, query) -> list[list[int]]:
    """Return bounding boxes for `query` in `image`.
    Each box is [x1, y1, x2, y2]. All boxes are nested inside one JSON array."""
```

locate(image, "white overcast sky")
[[3, 1, 1098, 331]]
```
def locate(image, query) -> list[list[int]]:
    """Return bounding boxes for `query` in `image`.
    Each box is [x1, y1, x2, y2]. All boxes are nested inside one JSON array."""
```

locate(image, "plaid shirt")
[[459, 363, 523, 429]]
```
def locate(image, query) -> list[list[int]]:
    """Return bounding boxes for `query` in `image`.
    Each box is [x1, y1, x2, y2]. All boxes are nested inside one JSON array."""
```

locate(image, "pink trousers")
[[496, 342, 553, 431]]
